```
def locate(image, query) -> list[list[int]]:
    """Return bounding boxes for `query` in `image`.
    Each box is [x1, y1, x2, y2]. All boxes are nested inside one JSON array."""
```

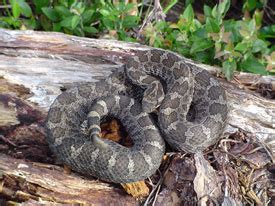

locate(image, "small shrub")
[[143, 0, 274, 79], [0, 0, 274, 78], [0, 0, 139, 40]]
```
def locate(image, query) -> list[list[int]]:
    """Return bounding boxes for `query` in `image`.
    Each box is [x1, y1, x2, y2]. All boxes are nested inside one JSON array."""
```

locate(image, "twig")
[[263, 6, 275, 24], [254, 134, 274, 162], [0, 5, 12, 9], [152, 182, 161, 206], [0, 135, 17, 147], [143, 170, 163, 206], [138, 0, 166, 38], [143, 154, 175, 205]]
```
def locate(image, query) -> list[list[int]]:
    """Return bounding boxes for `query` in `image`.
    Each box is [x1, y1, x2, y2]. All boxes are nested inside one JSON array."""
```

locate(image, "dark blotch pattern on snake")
[[46, 49, 228, 183]]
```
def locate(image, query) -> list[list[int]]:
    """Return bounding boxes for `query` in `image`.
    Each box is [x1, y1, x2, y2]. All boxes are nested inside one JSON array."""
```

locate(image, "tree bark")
[[0, 29, 274, 205]]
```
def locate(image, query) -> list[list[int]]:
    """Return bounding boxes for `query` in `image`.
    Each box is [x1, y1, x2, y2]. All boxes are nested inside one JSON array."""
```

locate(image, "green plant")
[[0, 0, 274, 78], [0, 0, 35, 29], [98, 1, 139, 40], [143, 0, 274, 79], [242, 0, 266, 13], [40, 1, 98, 37], [0, 0, 140, 40]]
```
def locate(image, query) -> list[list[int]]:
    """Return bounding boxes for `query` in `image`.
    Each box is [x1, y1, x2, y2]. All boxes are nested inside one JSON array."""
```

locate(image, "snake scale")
[[46, 49, 228, 183]]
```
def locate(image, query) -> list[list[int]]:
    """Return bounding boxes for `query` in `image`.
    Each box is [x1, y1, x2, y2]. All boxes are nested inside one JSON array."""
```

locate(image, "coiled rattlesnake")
[[46, 49, 228, 183]]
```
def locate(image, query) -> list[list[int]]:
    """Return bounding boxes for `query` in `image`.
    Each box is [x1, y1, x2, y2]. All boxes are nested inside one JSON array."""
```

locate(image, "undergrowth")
[[0, 0, 274, 79]]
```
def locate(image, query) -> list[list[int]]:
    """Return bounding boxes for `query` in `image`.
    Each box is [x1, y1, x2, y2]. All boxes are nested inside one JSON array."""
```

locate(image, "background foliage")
[[0, 0, 274, 79]]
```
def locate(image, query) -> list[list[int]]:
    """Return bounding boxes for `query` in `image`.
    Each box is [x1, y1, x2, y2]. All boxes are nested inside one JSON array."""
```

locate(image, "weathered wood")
[[0, 28, 274, 205], [0, 154, 137, 205]]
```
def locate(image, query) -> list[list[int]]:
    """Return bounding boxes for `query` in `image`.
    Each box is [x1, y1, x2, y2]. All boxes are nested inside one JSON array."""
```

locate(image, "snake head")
[[142, 99, 158, 113], [142, 86, 164, 113]]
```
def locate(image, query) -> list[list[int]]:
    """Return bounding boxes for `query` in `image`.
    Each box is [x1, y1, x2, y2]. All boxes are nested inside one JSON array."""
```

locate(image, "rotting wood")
[[0, 154, 138, 205], [0, 29, 274, 205]]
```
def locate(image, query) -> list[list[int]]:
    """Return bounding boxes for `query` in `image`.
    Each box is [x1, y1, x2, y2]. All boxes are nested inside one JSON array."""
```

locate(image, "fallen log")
[[0, 29, 274, 205]]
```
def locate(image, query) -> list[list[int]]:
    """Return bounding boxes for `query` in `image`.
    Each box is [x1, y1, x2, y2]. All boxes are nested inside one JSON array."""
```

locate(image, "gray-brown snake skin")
[[46, 49, 228, 183]]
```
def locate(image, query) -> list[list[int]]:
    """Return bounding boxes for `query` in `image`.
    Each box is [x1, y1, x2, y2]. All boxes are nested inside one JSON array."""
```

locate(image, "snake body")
[[46, 49, 228, 183]]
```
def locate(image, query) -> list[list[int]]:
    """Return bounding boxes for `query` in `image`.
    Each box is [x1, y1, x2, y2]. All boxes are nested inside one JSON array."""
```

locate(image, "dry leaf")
[[121, 181, 149, 198], [193, 152, 223, 205]]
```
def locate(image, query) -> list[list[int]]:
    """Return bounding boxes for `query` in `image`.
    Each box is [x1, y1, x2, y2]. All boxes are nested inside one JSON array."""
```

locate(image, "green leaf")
[[253, 9, 263, 27], [224, 20, 241, 43], [155, 20, 168, 31], [99, 9, 110, 16], [175, 45, 190, 56], [194, 50, 214, 64], [83, 26, 98, 33], [18, 0, 32, 17], [185, 0, 194, 5], [190, 28, 208, 40], [245, 0, 257, 11], [116, 2, 125, 12], [71, 15, 80, 29], [235, 42, 249, 52], [71, 2, 85, 15], [33, 0, 49, 13], [10, 0, 33, 18], [182, 4, 194, 23], [190, 38, 213, 53], [205, 18, 220, 33], [193, 19, 202, 29], [240, 55, 267, 74], [53, 22, 61, 31], [74, 27, 84, 37], [102, 18, 114, 29], [217, 0, 230, 17], [123, 3, 135, 12], [0, 18, 10, 28], [203, 5, 212, 17], [11, 0, 21, 18], [23, 18, 36, 29], [0, 16, 21, 28], [122, 15, 139, 28], [60, 16, 72, 28], [248, 19, 256, 32], [60, 15, 80, 30], [252, 39, 268, 53], [54, 6, 71, 17], [82, 9, 95, 24], [0, 17, 11, 28], [40, 15, 52, 31], [239, 21, 251, 38], [118, 29, 128, 40], [211, 5, 218, 18], [259, 25, 275, 39], [163, 0, 178, 14], [42, 7, 59, 21], [222, 59, 236, 80]]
